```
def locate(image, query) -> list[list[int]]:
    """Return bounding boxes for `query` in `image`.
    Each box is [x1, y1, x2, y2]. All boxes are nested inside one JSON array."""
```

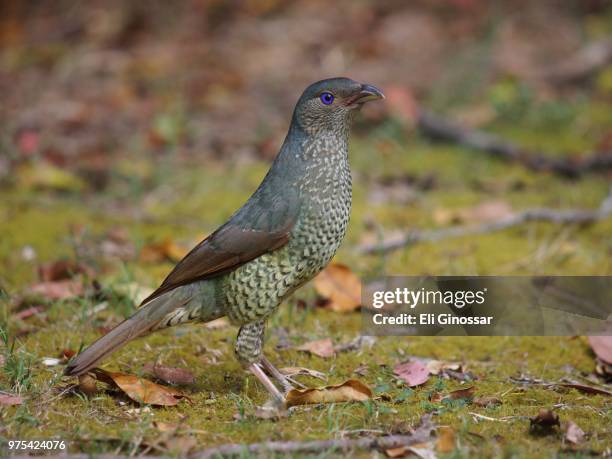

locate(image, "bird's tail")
[[64, 293, 187, 377]]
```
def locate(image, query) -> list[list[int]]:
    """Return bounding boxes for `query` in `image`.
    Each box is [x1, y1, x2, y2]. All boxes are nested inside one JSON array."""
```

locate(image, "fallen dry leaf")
[[434, 200, 514, 225], [588, 336, 612, 364], [286, 379, 372, 407], [143, 363, 195, 385], [445, 386, 475, 401], [0, 393, 23, 405], [296, 338, 335, 358], [557, 382, 612, 397], [424, 359, 462, 375], [140, 238, 189, 263], [473, 396, 502, 407], [13, 306, 44, 320], [153, 421, 180, 433], [430, 386, 475, 403], [78, 374, 98, 396], [565, 421, 585, 445], [394, 360, 430, 387], [38, 259, 94, 282], [530, 409, 560, 432], [595, 360, 612, 380], [165, 436, 197, 455], [386, 441, 437, 459], [92, 369, 188, 406], [27, 279, 84, 300], [436, 426, 456, 453], [384, 445, 409, 458], [313, 263, 361, 312]]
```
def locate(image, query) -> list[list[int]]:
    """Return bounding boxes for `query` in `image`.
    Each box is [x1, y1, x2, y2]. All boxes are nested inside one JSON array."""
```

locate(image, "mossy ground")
[[1, 114, 611, 458]]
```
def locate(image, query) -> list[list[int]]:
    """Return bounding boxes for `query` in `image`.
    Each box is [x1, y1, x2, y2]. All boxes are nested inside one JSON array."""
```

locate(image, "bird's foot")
[[247, 362, 286, 408], [260, 356, 305, 393]]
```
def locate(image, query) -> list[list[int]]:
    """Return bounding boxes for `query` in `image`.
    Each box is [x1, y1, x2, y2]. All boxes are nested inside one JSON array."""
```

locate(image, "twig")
[[537, 35, 612, 84], [6, 422, 433, 459], [190, 433, 431, 459], [417, 110, 612, 178], [468, 412, 509, 422], [468, 412, 525, 423], [359, 189, 612, 254]]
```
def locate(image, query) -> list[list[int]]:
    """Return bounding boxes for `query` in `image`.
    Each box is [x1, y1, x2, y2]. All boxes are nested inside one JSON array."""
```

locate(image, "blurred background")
[[1, 0, 612, 293], [1, 1, 612, 455]]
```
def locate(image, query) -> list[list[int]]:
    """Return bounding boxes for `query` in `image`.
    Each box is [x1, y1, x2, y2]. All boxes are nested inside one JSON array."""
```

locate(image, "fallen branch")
[[10, 421, 434, 459], [417, 111, 612, 178], [537, 35, 612, 84], [359, 190, 612, 254], [191, 433, 430, 459]]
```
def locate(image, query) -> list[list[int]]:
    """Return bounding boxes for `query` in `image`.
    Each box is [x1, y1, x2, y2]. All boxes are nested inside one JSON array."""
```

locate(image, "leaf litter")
[[80, 368, 190, 406], [285, 379, 372, 407]]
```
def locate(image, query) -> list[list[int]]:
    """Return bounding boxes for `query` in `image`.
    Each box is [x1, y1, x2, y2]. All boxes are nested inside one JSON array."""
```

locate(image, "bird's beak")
[[346, 83, 385, 107], [358, 84, 385, 102]]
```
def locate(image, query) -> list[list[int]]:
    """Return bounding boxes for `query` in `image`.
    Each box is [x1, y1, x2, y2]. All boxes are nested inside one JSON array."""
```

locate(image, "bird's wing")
[[140, 188, 299, 305]]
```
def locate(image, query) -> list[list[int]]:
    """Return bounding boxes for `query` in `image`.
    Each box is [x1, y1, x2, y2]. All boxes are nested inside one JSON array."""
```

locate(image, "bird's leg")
[[247, 362, 284, 405], [236, 320, 286, 406]]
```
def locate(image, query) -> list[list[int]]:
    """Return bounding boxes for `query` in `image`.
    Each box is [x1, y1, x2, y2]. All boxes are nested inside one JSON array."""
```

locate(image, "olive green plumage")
[[65, 78, 384, 401]]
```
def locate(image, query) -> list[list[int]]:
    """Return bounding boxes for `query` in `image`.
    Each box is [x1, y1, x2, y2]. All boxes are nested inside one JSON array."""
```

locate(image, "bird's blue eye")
[[320, 92, 334, 105]]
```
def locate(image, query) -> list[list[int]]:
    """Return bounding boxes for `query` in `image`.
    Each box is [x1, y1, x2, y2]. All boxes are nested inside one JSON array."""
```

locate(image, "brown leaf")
[[595, 360, 612, 379], [140, 238, 188, 263], [530, 409, 560, 431], [62, 349, 76, 359], [434, 200, 514, 225], [296, 338, 335, 358], [558, 383, 611, 396], [436, 426, 456, 453], [13, 306, 44, 320], [386, 442, 437, 459], [313, 263, 362, 312], [565, 421, 585, 445], [92, 369, 188, 406], [394, 360, 430, 387], [445, 386, 475, 401], [424, 359, 462, 375], [286, 379, 372, 407], [153, 421, 180, 433], [165, 436, 197, 455], [0, 393, 23, 405], [588, 336, 612, 364], [143, 363, 195, 385], [38, 259, 94, 282], [78, 374, 98, 396], [385, 445, 409, 458], [27, 279, 84, 300], [473, 396, 502, 407]]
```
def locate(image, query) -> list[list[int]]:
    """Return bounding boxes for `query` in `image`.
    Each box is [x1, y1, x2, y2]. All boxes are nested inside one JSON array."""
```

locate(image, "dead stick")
[[190, 434, 429, 458], [417, 111, 612, 178], [360, 192, 612, 255]]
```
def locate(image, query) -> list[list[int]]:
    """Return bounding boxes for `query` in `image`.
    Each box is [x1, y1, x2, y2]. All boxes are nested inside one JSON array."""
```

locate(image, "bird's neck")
[[268, 121, 352, 200]]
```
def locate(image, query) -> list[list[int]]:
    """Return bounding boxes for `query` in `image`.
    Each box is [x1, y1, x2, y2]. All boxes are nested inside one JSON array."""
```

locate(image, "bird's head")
[[292, 77, 384, 135]]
